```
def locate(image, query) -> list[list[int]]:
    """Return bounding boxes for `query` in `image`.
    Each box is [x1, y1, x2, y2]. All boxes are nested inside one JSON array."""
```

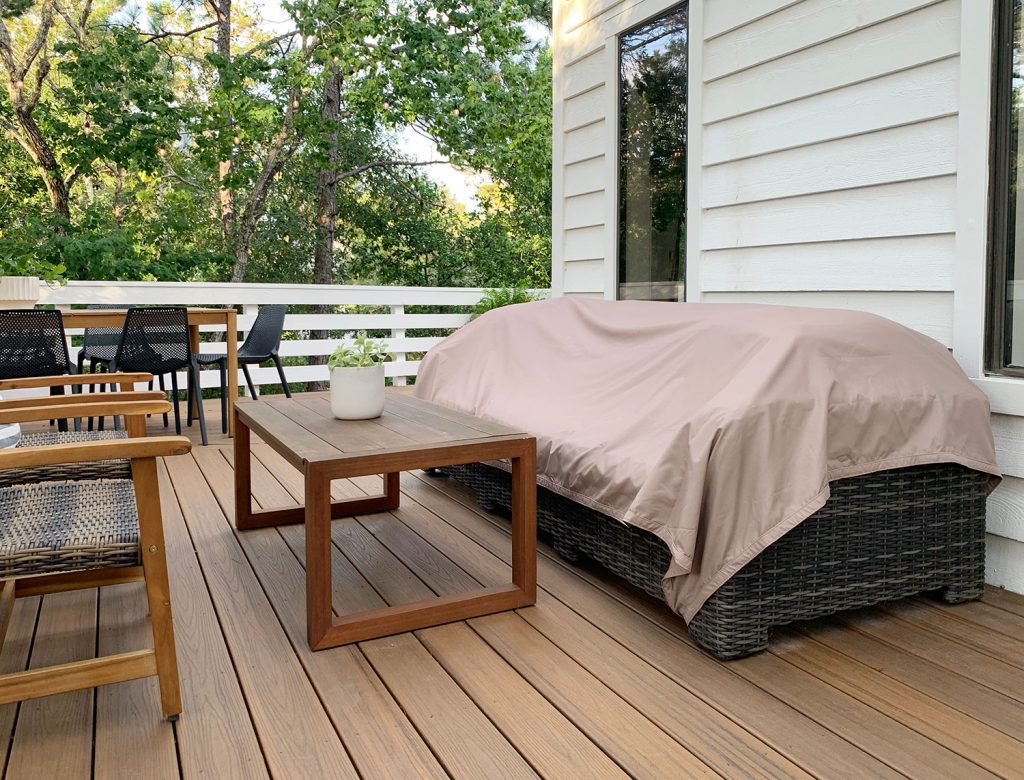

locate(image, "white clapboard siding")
[[701, 291, 953, 345], [564, 85, 607, 131], [987, 535, 1024, 594], [702, 0, 960, 123], [992, 414, 1024, 478], [564, 225, 606, 261], [564, 47, 607, 97], [564, 0, 629, 34], [702, 116, 957, 208], [564, 156, 606, 197], [705, 0, 803, 39], [565, 120, 607, 165], [704, 0, 938, 81], [988, 476, 1024, 544], [564, 190, 606, 230], [701, 234, 955, 292], [702, 176, 957, 250], [562, 259, 606, 292], [704, 56, 958, 165]]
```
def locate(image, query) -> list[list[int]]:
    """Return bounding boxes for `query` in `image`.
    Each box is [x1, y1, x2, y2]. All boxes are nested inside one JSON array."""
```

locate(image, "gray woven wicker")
[[440, 461, 989, 659], [0, 478, 140, 578], [0, 430, 131, 489]]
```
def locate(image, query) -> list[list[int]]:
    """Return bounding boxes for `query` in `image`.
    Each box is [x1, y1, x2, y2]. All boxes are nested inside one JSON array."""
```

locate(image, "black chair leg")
[[190, 360, 208, 446], [170, 370, 181, 435], [158, 374, 169, 427], [242, 364, 258, 400], [273, 354, 291, 398], [218, 359, 228, 434], [187, 370, 194, 428]]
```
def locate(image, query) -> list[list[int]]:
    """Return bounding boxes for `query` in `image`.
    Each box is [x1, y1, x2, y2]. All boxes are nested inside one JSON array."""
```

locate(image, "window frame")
[[615, 1, 690, 303], [988, 0, 1024, 376]]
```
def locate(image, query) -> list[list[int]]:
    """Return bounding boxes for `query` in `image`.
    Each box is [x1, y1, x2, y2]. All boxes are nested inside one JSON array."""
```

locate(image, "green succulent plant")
[[327, 332, 391, 369]]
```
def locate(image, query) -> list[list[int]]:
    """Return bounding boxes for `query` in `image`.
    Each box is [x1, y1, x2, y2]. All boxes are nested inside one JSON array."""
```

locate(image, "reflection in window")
[[618, 3, 688, 302], [992, 0, 1024, 371]]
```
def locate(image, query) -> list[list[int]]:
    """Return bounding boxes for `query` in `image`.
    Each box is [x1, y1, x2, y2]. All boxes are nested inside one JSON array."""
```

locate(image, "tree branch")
[[143, 20, 218, 43], [18, 0, 54, 80], [240, 29, 298, 57], [332, 159, 449, 183]]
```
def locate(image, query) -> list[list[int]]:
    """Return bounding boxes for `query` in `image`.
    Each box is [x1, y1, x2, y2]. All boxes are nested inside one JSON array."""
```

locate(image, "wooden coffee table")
[[233, 392, 537, 650]]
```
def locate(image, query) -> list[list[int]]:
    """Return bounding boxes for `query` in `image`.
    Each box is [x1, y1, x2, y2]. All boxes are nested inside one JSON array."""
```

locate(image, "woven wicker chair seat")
[[0, 478, 140, 578], [0, 431, 131, 489]]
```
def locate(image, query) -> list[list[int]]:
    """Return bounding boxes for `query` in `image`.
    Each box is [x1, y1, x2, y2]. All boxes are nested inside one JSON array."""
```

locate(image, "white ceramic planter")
[[0, 276, 40, 309], [330, 363, 385, 419]]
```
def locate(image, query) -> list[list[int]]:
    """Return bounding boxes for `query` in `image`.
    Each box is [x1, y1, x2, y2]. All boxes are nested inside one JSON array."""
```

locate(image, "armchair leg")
[[242, 364, 258, 400], [134, 458, 182, 720], [273, 354, 292, 398]]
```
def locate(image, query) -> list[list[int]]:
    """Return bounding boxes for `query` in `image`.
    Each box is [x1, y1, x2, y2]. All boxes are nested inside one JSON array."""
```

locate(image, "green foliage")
[[327, 332, 391, 368], [470, 286, 538, 319], [0, 0, 553, 289]]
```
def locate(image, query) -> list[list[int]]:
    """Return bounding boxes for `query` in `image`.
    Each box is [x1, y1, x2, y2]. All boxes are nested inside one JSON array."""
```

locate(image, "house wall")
[[551, 0, 1024, 593]]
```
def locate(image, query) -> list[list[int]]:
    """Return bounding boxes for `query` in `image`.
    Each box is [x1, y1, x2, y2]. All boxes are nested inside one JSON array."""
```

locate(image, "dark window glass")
[[618, 3, 688, 302], [991, 0, 1024, 373]]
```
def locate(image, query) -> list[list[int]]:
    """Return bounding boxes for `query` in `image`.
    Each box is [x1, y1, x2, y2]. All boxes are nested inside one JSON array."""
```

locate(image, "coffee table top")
[[235, 391, 530, 471]]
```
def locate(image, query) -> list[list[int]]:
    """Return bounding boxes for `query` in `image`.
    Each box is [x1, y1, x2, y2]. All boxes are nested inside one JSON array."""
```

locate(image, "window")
[[991, 0, 1024, 373], [618, 3, 689, 302]]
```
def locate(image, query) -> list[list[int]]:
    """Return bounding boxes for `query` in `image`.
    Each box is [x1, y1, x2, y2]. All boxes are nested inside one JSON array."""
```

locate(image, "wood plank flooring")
[[3, 396, 1024, 778]]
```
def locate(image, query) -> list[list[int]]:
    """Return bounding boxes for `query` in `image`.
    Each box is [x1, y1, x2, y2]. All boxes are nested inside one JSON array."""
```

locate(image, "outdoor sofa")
[[415, 297, 1001, 658]]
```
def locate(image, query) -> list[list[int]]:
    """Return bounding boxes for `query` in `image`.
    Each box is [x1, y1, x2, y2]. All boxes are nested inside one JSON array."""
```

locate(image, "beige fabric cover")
[[414, 297, 1001, 621]]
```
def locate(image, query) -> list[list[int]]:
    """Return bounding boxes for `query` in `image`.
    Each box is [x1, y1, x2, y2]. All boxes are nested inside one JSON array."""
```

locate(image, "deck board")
[[4, 395, 1024, 778]]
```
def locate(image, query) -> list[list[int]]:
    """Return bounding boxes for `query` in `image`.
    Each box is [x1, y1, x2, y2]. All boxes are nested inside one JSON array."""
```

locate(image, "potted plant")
[[327, 332, 390, 420]]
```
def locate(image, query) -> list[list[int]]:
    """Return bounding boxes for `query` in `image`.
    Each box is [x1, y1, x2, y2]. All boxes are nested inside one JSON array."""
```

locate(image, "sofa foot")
[[938, 581, 984, 605]]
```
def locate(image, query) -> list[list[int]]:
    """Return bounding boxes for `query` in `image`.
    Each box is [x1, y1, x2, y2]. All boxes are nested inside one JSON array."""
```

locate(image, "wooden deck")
[[4, 394, 1024, 778]]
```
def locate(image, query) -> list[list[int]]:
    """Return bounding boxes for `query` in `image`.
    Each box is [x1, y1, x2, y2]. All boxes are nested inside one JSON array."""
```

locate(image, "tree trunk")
[[213, 0, 235, 245], [13, 108, 70, 222], [307, 68, 342, 391]]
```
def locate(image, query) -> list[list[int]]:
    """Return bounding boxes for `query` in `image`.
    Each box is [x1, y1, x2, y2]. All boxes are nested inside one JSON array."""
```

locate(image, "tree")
[[0, 3, 176, 230]]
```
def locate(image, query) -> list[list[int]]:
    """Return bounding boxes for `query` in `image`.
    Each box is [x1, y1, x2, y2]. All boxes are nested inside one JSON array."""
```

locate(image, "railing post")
[[390, 304, 406, 387]]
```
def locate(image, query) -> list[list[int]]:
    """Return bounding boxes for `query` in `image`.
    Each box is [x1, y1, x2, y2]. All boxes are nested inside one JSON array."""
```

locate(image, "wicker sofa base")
[[439, 461, 988, 659]]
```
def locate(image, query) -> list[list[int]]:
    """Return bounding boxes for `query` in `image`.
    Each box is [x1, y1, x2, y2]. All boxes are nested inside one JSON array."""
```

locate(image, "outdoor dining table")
[[59, 307, 239, 435]]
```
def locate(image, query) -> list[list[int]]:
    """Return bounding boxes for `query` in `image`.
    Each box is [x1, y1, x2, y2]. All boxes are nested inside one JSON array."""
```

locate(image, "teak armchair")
[[0, 381, 191, 721]]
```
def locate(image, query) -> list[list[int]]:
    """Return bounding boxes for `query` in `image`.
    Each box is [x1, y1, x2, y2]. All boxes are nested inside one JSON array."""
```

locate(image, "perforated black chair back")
[[239, 304, 287, 361], [0, 309, 73, 379], [113, 307, 191, 375], [81, 304, 126, 361]]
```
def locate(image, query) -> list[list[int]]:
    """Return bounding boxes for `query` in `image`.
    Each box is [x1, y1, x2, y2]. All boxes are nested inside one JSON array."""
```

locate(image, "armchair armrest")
[[0, 373, 152, 391], [0, 400, 172, 425], [0, 391, 166, 411], [0, 436, 192, 469]]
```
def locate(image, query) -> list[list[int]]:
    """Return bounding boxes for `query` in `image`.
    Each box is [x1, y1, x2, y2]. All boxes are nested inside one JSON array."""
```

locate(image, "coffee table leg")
[[233, 414, 253, 529], [385, 472, 400, 509], [305, 462, 333, 648], [511, 440, 537, 603]]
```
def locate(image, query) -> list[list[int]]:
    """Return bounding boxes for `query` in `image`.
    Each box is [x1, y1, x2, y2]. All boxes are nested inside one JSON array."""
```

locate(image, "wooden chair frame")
[[0, 384, 191, 721]]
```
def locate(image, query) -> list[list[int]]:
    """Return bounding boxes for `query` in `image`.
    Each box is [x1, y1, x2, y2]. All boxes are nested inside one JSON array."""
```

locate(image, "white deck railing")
[[39, 280, 534, 392]]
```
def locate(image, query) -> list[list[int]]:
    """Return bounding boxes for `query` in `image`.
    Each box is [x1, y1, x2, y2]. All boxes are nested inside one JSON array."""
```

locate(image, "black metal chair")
[[77, 304, 164, 431], [77, 304, 123, 374], [195, 304, 290, 434], [0, 309, 77, 431], [108, 307, 209, 446]]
